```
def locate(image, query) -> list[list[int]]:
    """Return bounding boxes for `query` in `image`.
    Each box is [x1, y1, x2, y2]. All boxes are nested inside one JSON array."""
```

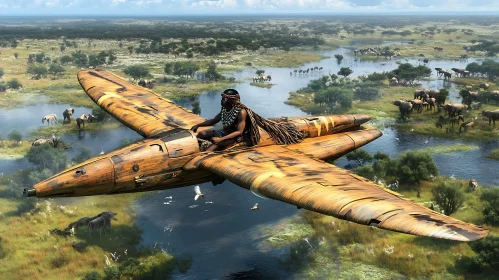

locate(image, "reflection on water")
[[1, 43, 498, 278]]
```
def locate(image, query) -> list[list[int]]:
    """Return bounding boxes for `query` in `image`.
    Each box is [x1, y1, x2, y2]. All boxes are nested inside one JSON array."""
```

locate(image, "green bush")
[[481, 188, 499, 225], [83, 271, 102, 280], [432, 181, 465, 215], [103, 265, 120, 280], [26, 144, 67, 173], [7, 130, 22, 142], [469, 235, 499, 271], [395, 151, 438, 184], [6, 78, 22, 89]]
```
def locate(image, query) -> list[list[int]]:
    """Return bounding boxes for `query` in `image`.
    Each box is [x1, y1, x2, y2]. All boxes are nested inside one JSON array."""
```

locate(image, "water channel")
[[1, 43, 498, 278]]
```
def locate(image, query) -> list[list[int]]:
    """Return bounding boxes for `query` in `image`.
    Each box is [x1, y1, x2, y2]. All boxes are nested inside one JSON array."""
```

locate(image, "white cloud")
[[1, 0, 499, 13]]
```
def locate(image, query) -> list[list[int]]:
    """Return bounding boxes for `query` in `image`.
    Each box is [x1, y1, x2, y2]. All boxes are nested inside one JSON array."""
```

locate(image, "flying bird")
[[395, 137, 400, 141], [251, 203, 259, 210], [194, 185, 204, 201]]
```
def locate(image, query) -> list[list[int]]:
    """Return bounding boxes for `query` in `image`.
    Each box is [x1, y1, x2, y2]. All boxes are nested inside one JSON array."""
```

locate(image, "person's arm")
[[191, 112, 221, 132], [211, 109, 247, 144]]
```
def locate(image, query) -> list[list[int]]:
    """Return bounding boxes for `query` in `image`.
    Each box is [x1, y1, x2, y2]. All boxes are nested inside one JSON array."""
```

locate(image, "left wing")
[[78, 69, 206, 138], [187, 146, 488, 241]]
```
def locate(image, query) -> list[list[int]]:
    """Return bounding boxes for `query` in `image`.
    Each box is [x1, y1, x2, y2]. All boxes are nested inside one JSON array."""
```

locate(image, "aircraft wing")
[[77, 69, 207, 138], [187, 146, 488, 241]]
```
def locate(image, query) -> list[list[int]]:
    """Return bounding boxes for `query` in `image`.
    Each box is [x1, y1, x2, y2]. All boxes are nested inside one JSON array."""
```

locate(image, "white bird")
[[251, 203, 259, 210], [395, 137, 400, 141], [164, 196, 172, 200], [163, 202, 171, 205], [194, 185, 204, 201], [100, 150, 104, 155], [424, 139, 428, 144], [450, 174, 456, 180]]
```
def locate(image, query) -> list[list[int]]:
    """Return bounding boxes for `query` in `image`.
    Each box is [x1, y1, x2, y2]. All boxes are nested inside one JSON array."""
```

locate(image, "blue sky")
[[0, 0, 499, 15]]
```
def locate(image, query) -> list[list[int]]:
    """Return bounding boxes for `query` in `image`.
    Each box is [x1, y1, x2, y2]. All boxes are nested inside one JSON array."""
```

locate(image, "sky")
[[0, 0, 499, 15]]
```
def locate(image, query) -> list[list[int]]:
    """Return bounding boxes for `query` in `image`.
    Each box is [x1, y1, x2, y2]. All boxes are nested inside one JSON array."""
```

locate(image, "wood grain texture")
[[193, 145, 488, 241], [77, 69, 207, 137]]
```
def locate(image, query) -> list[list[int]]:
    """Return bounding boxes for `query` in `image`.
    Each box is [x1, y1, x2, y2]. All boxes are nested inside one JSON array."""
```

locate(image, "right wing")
[[187, 145, 488, 241], [78, 69, 207, 138]]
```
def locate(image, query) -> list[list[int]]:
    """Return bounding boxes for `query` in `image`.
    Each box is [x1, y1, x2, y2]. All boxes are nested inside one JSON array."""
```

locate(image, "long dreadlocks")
[[221, 89, 303, 145]]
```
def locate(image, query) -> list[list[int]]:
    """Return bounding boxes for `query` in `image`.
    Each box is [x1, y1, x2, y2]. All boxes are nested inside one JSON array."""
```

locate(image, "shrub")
[[26, 144, 67, 173], [469, 235, 499, 271], [481, 188, 499, 225], [83, 271, 102, 280], [432, 181, 465, 215], [7, 130, 22, 142], [6, 78, 22, 89], [395, 151, 438, 184]]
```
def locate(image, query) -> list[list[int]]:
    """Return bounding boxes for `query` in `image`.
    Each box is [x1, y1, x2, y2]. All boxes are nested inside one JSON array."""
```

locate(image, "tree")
[[355, 165, 375, 180], [435, 88, 449, 109], [481, 188, 499, 225], [186, 50, 193, 59], [6, 78, 22, 89], [88, 54, 106, 67], [395, 151, 438, 184], [192, 101, 201, 115], [0, 68, 3, 78], [354, 85, 380, 101], [60, 55, 72, 65], [337, 67, 353, 78], [205, 61, 222, 81], [171, 62, 199, 78], [432, 181, 465, 215], [26, 144, 67, 173], [334, 54, 344, 64], [164, 63, 173, 75], [72, 51, 88, 67], [392, 63, 431, 85], [316, 87, 352, 112], [469, 235, 499, 271], [8, 130, 22, 143], [0, 82, 6, 92], [346, 149, 373, 166], [48, 64, 65, 79], [14, 52, 18, 59], [124, 65, 150, 80], [27, 65, 48, 80], [256, 70, 265, 75], [73, 147, 93, 164], [127, 46, 134, 55], [60, 44, 66, 52]]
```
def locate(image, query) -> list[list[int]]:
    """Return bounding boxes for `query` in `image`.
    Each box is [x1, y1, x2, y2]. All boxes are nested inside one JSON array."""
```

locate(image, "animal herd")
[[393, 87, 499, 133], [36, 108, 98, 147], [290, 66, 323, 76]]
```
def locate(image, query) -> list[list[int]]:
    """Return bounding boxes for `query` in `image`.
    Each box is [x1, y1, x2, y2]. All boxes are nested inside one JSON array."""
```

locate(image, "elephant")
[[407, 99, 423, 113], [459, 121, 474, 133], [42, 114, 58, 125], [434, 67, 443, 76], [481, 109, 499, 126], [63, 108, 75, 123], [76, 114, 98, 130], [138, 80, 146, 87], [435, 115, 450, 129], [414, 89, 426, 100], [428, 89, 439, 98], [443, 71, 452, 80], [424, 97, 437, 112], [443, 104, 466, 117], [479, 83, 490, 90], [393, 100, 413, 119]]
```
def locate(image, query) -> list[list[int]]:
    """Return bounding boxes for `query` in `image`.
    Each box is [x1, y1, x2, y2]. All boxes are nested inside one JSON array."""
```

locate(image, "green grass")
[[411, 144, 479, 155], [250, 82, 273, 89], [486, 149, 499, 161], [0, 140, 31, 160]]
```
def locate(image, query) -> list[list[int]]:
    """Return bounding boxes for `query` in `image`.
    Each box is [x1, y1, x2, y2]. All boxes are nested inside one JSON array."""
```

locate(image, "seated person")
[[190, 89, 303, 152]]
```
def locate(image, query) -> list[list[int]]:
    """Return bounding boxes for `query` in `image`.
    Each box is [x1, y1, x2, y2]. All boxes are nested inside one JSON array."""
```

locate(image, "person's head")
[[221, 89, 240, 108]]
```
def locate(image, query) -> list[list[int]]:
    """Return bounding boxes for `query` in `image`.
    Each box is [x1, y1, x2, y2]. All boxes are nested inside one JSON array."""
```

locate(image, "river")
[[1, 44, 498, 279]]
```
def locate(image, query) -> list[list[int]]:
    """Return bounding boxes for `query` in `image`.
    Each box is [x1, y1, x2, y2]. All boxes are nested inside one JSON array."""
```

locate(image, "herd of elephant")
[[393, 88, 499, 132], [435, 67, 471, 79], [35, 108, 98, 147], [253, 74, 272, 82]]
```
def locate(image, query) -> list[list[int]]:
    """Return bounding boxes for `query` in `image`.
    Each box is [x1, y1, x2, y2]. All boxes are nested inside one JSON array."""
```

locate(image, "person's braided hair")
[[222, 89, 303, 145]]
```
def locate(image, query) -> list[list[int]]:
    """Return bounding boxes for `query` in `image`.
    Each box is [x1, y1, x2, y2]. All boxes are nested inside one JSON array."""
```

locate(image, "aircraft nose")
[[27, 158, 115, 198]]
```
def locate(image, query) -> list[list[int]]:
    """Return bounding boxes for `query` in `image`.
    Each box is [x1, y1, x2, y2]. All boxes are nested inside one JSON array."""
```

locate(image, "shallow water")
[[1, 43, 498, 278]]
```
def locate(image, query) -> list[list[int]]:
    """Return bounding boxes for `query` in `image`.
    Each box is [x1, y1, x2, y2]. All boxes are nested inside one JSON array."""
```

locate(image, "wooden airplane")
[[24, 69, 488, 241]]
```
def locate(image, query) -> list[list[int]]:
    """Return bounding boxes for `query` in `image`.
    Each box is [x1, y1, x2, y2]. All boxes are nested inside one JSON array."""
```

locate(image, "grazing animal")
[[459, 121, 474, 133], [393, 100, 412, 119], [469, 178, 478, 191], [63, 108, 75, 123], [194, 185, 204, 201], [481, 110, 499, 126], [42, 114, 58, 125], [31, 138, 53, 147], [87, 212, 117, 236], [76, 114, 97, 130], [479, 83, 490, 90]]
